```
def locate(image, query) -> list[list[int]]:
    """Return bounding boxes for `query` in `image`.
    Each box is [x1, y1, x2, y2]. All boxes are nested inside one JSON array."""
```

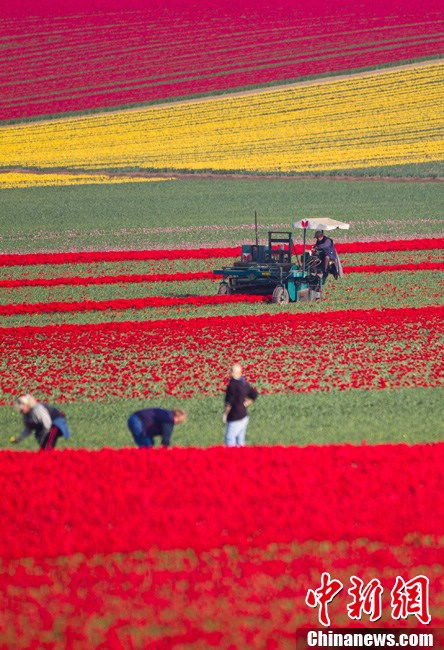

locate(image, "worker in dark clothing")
[[223, 364, 258, 447], [11, 394, 71, 450], [127, 408, 187, 448], [312, 230, 341, 280]]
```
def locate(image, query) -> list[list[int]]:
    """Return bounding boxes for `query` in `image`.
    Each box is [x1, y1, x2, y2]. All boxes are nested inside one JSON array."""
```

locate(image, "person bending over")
[[128, 407, 187, 448], [11, 394, 71, 450]]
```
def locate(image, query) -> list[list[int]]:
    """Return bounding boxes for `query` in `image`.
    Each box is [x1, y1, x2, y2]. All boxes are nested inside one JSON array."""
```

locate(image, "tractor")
[[213, 217, 350, 303]]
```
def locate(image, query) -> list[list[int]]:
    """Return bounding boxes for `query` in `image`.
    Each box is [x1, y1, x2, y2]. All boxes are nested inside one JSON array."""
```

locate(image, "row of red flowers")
[[0, 443, 442, 560], [0, 270, 215, 288], [0, 261, 442, 288], [5, 42, 441, 122], [0, 293, 267, 315], [0, 238, 441, 268], [343, 261, 444, 274], [2, 1, 441, 119], [1, 306, 442, 403]]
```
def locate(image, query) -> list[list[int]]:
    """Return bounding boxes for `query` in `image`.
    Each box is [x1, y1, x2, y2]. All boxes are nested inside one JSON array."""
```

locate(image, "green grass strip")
[[2, 387, 442, 450], [0, 178, 443, 254]]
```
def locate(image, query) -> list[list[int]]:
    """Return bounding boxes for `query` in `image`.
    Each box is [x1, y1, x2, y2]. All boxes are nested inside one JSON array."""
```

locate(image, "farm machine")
[[213, 217, 350, 303]]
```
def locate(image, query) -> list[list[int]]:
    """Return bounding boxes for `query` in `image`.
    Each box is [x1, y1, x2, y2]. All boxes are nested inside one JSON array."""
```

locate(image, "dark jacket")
[[43, 403, 65, 422], [133, 408, 175, 446], [225, 378, 258, 422], [314, 236, 337, 260]]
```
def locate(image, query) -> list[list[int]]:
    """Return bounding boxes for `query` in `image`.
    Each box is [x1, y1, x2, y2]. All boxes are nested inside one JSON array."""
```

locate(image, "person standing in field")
[[11, 394, 71, 450], [223, 363, 258, 447], [127, 407, 187, 448]]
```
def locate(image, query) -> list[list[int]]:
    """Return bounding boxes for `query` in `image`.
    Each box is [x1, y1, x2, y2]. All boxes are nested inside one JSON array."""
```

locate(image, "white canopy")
[[293, 217, 350, 231]]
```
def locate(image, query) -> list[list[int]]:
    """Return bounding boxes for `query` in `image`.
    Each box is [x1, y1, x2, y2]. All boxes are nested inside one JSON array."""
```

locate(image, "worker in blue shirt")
[[312, 230, 341, 280], [127, 408, 187, 448]]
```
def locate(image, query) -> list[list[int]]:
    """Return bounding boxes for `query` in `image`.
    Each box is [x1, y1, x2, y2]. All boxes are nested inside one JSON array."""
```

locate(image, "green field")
[[1, 16, 443, 650], [0, 177, 442, 252], [2, 388, 442, 451]]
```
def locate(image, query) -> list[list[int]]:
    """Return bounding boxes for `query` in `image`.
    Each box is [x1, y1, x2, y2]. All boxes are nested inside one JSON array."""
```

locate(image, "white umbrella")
[[293, 217, 350, 231], [292, 218, 350, 277]]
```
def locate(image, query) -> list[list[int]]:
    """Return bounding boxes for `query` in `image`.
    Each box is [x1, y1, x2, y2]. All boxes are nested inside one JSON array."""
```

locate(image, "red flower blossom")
[[0, 293, 266, 316]]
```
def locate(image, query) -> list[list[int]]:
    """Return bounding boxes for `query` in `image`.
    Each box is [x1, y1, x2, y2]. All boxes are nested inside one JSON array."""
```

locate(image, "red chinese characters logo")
[[391, 575, 431, 625], [305, 572, 343, 627], [347, 576, 383, 622], [307, 574, 431, 626]]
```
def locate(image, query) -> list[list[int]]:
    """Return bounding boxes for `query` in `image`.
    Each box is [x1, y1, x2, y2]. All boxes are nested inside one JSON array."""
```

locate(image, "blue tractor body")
[[213, 231, 322, 303]]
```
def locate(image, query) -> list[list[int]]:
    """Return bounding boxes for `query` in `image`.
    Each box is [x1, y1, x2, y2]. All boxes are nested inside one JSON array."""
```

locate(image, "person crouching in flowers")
[[223, 363, 258, 447], [10, 394, 71, 450], [127, 407, 187, 448]]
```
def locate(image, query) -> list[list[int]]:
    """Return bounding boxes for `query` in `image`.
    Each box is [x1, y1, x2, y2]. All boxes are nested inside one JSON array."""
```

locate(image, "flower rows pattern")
[[2, 64, 442, 172], [1, 261, 442, 288], [2, 0, 441, 120], [1, 306, 442, 403], [0, 443, 442, 560]]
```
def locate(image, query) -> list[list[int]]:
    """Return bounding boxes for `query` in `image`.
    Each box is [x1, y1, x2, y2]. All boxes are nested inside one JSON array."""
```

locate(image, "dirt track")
[[3, 167, 442, 184], [120, 171, 444, 184]]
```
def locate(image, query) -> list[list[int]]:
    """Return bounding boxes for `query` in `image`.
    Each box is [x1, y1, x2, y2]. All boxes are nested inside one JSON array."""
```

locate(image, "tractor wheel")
[[217, 282, 231, 295], [272, 285, 289, 304]]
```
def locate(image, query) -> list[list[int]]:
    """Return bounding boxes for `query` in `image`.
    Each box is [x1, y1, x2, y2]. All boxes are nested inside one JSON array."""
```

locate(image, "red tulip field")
[[0, 234, 442, 647], [1, 0, 442, 121], [0, 444, 443, 647]]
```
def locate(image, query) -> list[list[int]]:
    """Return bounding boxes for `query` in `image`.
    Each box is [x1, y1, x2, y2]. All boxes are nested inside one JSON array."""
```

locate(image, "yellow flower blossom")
[[0, 62, 442, 173], [0, 171, 175, 189]]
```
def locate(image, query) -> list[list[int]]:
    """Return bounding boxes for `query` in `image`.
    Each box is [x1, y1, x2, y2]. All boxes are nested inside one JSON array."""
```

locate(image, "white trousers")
[[225, 416, 249, 447]]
